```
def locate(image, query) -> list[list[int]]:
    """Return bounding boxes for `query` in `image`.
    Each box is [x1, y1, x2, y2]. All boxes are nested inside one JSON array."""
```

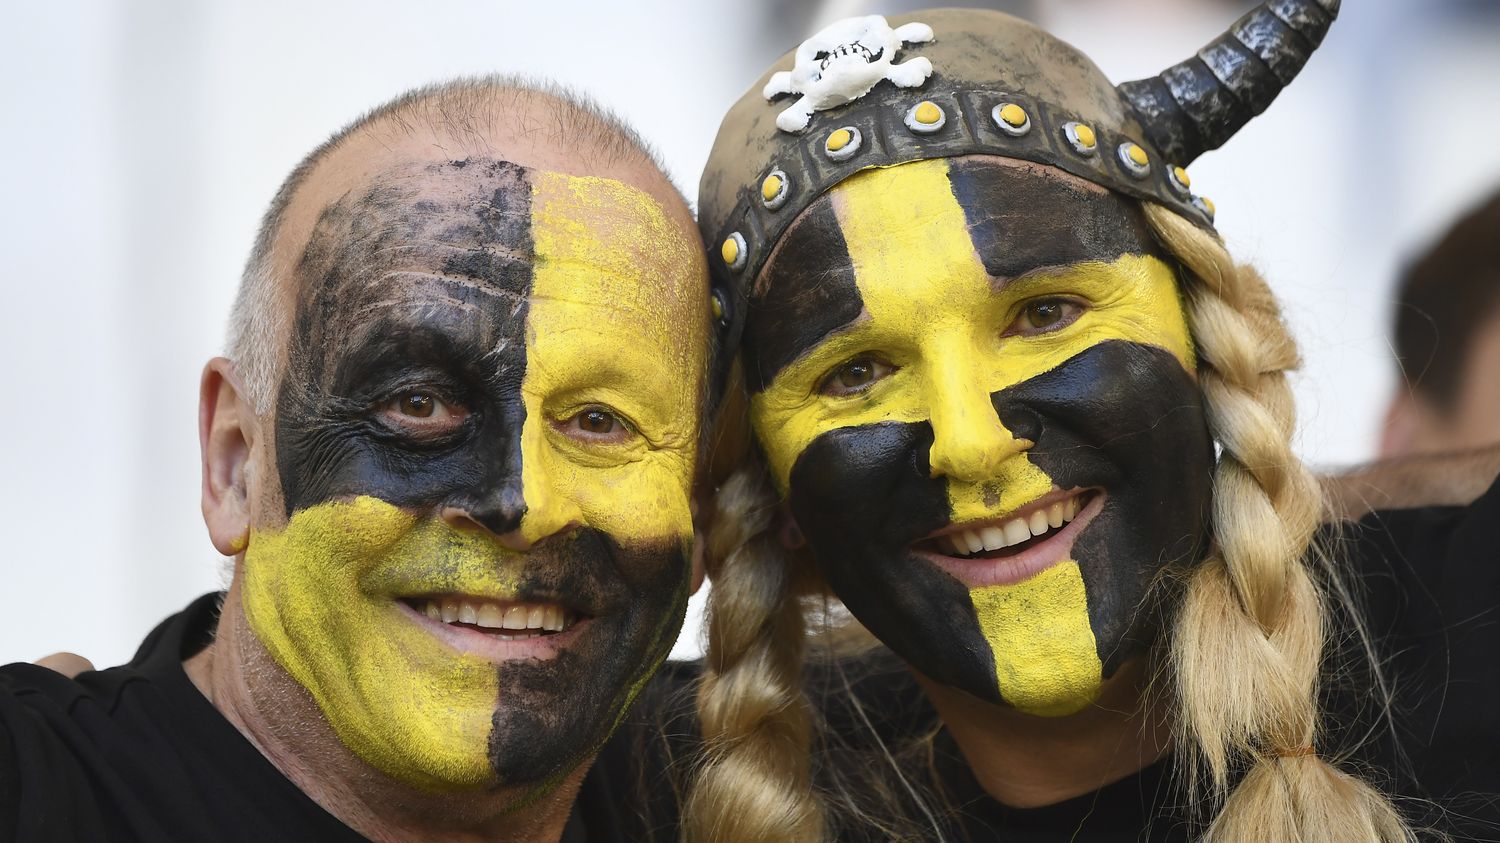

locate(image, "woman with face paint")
[[677, 5, 1499, 842]]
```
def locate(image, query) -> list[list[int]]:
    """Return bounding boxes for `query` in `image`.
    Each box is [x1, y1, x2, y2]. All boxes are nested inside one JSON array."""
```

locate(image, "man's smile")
[[397, 596, 590, 660], [913, 488, 1105, 589]]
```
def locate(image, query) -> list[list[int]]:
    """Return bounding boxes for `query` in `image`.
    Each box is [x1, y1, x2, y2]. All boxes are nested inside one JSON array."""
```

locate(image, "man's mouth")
[[913, 489, 1103, 588], [398, 595, 591, 659]]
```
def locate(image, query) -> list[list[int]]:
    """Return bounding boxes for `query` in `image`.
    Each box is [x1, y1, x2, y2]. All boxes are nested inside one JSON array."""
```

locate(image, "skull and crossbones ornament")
[[763, 15, 935, 134]]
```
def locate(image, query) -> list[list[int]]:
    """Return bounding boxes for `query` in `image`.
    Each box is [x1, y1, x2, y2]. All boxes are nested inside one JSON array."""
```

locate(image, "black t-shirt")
[[593, 476, 1500, 842], [0, 593, 620, 842]]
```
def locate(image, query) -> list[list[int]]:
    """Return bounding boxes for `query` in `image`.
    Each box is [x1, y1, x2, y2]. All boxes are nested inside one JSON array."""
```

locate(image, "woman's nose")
[[926, 368, 1031, 482]]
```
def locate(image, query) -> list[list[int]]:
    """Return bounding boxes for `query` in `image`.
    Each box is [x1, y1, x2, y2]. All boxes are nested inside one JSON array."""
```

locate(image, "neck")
[[184, 582, 585, 843], [914, 657, 1171, 808]]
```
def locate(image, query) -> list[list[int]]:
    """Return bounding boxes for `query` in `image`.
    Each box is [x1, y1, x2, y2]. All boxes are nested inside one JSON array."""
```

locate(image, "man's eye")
[[563, 406, 635, 443], [379, 390, 467, 436], [820, 356, 893, 397], [579, 409, 617, 434], [1007, 298, 1085, 336], [398, 393, 436, 418]]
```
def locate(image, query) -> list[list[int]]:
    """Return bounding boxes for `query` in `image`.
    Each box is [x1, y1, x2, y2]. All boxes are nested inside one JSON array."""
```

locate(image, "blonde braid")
[[1145, 205, 1411, 842], [684, 464, 824, 843]]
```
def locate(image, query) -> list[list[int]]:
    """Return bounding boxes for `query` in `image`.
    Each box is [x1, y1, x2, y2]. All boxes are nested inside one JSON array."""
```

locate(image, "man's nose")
[[925, 360, 1029, 482], [442, 409, 581, 550], [442, 483, 528, 546]]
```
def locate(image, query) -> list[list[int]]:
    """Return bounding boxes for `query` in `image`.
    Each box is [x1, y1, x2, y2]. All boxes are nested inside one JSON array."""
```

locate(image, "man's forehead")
[[290, 157, 697, 301], [271, 121, 690, 287]]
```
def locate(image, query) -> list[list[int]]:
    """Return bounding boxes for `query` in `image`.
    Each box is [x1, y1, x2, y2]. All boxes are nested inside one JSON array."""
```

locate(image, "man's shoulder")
[[0, 593, 362, 842]]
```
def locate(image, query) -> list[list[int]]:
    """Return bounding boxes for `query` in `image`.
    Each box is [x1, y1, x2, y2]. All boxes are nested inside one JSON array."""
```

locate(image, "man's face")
[[747, 157, 1213, 715], [240, 158, 706, 791]]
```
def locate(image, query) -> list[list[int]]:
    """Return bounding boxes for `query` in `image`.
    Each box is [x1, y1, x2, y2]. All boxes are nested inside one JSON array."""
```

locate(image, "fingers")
[[34, 651, 95, 678]]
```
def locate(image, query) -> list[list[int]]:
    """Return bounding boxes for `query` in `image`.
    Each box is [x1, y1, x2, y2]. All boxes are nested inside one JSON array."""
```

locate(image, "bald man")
[[0, 78, 712, 842]]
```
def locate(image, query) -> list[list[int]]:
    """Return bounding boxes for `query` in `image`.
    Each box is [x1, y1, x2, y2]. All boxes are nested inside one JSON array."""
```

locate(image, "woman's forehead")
[[762, 156, 1159, 289], [740, 157, 1171, 394]]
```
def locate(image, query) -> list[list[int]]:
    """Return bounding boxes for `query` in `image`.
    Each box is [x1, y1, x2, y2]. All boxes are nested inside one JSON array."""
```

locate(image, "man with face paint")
[[0, 78, 717, 841], [683, 6, 1500, 843]]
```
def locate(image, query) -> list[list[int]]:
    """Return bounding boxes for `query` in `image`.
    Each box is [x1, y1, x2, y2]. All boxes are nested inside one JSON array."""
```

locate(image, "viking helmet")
[[697, 2, 1340, 358]]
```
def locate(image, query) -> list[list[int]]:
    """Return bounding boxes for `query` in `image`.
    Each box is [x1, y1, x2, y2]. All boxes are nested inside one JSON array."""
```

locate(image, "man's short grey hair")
[[225, 74, 675, 415]]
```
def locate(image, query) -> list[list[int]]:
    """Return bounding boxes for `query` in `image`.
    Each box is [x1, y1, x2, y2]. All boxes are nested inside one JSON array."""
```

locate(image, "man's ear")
[[201, 358, 256, 556]]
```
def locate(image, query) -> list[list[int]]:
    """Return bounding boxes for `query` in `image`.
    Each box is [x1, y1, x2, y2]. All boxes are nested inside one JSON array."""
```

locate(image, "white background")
[[3, 0, 1498, 668]]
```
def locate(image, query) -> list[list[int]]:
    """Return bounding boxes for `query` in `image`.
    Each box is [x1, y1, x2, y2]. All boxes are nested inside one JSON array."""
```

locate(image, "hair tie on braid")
[[1277, 745, 1317, 759]]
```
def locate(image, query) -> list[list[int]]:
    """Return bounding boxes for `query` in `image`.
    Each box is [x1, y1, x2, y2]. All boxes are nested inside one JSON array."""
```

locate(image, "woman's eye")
[[1007, 298, 1084, 336], [563, 406, 635, 443], [820, 356, 893, 396]]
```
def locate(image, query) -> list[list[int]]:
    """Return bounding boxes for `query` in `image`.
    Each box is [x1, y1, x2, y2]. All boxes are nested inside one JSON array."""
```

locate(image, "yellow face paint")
[[522, 171, 706, 554], [970, 562, 1100, 716], [250, 162, 706, 790], [748, 157, 1203, 713], [243, 497, 517, 789]]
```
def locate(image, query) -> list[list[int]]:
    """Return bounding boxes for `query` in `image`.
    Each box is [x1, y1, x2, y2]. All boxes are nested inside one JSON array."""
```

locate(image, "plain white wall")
[[3, 0, 1498, 668]]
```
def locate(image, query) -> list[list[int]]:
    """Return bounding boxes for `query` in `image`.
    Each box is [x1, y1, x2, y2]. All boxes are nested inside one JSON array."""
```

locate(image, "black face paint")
[[277, 159, 533, 525], [741, 202, 863, 392], [945, 157, 1161, 281], [789, 341, 1213, 703], [484, 530, 688, 784]]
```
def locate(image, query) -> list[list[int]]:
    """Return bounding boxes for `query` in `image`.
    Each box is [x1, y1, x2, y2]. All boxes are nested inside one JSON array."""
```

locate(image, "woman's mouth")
[[913, 489, 1103, 587]]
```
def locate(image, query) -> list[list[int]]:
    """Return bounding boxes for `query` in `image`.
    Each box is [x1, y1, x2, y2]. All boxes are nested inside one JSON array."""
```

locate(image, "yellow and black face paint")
[[247, 160, 705, 791], [748, 157, 1213, 715]]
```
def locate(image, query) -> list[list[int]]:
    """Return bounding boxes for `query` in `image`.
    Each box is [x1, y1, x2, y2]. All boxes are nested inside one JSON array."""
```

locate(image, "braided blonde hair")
[[1145, 203, 1410, 842], [687, 203, 1413, 843], [683, 466, 824, 843]]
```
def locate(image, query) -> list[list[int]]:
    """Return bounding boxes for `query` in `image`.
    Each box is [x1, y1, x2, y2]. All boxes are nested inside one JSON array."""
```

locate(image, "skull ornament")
[[763, 15, 935, 134]]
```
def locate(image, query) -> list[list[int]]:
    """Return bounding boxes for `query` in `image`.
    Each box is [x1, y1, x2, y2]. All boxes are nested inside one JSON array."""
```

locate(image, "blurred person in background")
[[1382, 188, 1500, 458], [1327, 189, 1500, 520], [0, 77, 720, 842]]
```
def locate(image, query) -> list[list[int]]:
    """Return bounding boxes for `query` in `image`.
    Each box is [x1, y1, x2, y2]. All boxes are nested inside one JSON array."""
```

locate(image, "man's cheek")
[[241, 497, 502, 791], [563, 453, 697, 558]]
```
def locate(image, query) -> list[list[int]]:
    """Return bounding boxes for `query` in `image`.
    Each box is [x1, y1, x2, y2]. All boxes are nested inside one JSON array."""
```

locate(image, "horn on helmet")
[[1117, 0, 1340, 166]]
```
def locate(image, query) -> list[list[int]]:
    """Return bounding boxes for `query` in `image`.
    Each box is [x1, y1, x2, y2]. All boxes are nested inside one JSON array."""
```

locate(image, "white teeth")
[[979, 526, 1006, 552], [475, 603, 505, 629], [425, 599, 571, 634], [937, 494, 1091, 559], [963, 530, 985, 554], [1002, 518, 1030, 546]]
